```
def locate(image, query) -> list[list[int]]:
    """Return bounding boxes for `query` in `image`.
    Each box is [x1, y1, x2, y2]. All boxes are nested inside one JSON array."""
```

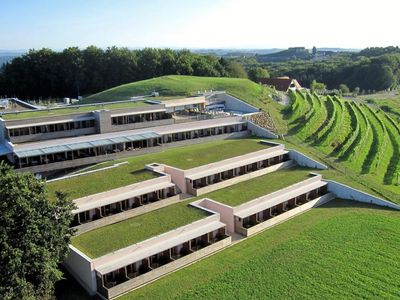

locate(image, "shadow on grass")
[[316, 198, 396, 211]]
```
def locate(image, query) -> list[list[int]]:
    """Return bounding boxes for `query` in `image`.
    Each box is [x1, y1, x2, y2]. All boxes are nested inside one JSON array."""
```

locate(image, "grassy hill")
[[85, 75, 266, 103], [85, 75, 286, 133]]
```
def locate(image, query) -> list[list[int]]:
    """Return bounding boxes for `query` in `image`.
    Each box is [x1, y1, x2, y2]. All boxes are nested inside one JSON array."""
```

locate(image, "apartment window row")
[[239, 186, 328, 230], [8, 119, 95, 137], [111, 112, 171, 126], [96, 227, 228, 296], [72, 186, 177, 227]]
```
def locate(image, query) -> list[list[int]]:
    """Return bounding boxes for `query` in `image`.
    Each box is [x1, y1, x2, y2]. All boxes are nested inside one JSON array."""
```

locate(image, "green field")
[[47, 138, 267, 200], [71, 203, 209, 258], [286, 91, 400, 200], [1, 101, 149, 120], [204, 168, 311, 206], [120, 200, 400, 299]]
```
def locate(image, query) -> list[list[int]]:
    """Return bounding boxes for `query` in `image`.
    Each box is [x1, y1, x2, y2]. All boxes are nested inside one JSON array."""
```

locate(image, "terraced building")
[[53, 139, 398, 299]]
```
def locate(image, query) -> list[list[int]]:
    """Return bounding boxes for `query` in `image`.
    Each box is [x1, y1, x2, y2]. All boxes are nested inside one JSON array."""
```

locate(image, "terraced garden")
[[287, 91, 400, 190]]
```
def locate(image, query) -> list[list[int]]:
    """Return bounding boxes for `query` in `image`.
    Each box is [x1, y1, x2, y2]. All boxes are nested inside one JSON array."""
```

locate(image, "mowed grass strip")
[[204, 168, 311, 207], [47, 138, 267, 200], [71, 203, 209, 258], [1, 101, 149, 120], [121, 200, 400, 300]]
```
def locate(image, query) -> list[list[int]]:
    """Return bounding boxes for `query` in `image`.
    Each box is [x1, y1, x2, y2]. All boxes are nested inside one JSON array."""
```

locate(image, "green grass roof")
[[71, 203, 209, 258], [205, 168, 312, 207], [1, 101, 150, 120], [47, 138, 267, 200]]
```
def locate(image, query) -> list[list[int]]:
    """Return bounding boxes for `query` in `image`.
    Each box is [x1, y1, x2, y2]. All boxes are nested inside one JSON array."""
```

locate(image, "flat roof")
[[70, 202, 209, 258], [1, 101, 151, 120], [73, 180, 174, 213], [5, 116, 95, 129], [203, 168, 313, 207], [110, 107, 166, 117], [95, 220, 224, 274], [13, 116, 244, 152], [14, 132, 160, 158], [161, 96, 206, 108], [235, 180, 327, 218], [185, 147, 285, 181]]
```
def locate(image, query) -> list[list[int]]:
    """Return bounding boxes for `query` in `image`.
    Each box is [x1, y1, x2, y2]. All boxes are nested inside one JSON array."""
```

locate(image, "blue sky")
[[1, 0, 399, 50]]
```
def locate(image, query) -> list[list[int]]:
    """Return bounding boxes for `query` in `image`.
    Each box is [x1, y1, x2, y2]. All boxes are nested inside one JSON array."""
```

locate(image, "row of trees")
[[0, 47, 249, 99]]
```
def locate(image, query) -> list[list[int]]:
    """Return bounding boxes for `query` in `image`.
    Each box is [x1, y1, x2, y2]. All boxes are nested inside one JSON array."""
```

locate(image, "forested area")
[[263, 47, 400, 92], [0, 47, 244, 99]]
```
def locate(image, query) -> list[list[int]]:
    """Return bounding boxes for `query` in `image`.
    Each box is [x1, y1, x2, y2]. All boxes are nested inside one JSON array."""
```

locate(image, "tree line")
[[0, 46, 248, 99], [263, 49, 400, 92]]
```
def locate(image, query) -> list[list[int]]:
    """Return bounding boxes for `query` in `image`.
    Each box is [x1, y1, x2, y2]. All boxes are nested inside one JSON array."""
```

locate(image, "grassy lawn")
[[47, 138, 267, 200], [47, 169, 157, 201], [120, 199, 400, 300], [204, 168, 311, 206], [71, 203, 209, 258], [1, 100, 149, 120]]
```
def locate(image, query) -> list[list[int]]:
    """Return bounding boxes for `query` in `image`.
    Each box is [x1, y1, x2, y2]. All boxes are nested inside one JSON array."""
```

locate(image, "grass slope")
[[120, 200, 400, 300]]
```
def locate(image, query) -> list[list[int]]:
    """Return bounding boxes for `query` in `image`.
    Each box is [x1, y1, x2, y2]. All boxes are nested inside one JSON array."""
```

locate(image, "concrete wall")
[[163, 166, 187, 193], [74, 194, 181, 235], [289, 150, 328, 170], [194, 199, 235, 233], [246, 121, 278, 139], [213, 93, 259, 113], [93, 110, 112, 134], [242, 193, 335, 236], [63, 246, 96, 295], [327, 180, 400, 210], [105, 237, 231, 299]]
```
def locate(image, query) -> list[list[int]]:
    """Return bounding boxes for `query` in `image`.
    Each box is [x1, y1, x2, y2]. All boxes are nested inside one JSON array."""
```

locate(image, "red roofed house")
[[259, 76, 302, 92]]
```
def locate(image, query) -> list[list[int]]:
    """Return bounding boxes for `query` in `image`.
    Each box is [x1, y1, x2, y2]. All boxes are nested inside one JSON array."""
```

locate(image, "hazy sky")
[[1, 0, 399, 49]]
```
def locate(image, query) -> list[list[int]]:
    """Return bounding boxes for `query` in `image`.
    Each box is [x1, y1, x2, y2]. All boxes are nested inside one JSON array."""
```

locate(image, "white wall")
[[327, 180, 400, 210], [63, 246, 96, 295], [247, 121, 278, 139], [289, 150, 328, 170], [213, 93, 259, 113]]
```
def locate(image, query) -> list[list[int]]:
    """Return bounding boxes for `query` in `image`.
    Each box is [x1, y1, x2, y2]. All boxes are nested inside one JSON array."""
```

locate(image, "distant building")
[[259, 77, 302, 92]]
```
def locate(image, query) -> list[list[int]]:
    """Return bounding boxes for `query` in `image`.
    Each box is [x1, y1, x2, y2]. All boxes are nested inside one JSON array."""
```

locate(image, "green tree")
[[226, 61, 247, 78], [248, 66, 270, 82], [312, 46, 317, 56], [339, 84, 350, 94], [310, 80, 326, 93], [0, 163, 75, 300]]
